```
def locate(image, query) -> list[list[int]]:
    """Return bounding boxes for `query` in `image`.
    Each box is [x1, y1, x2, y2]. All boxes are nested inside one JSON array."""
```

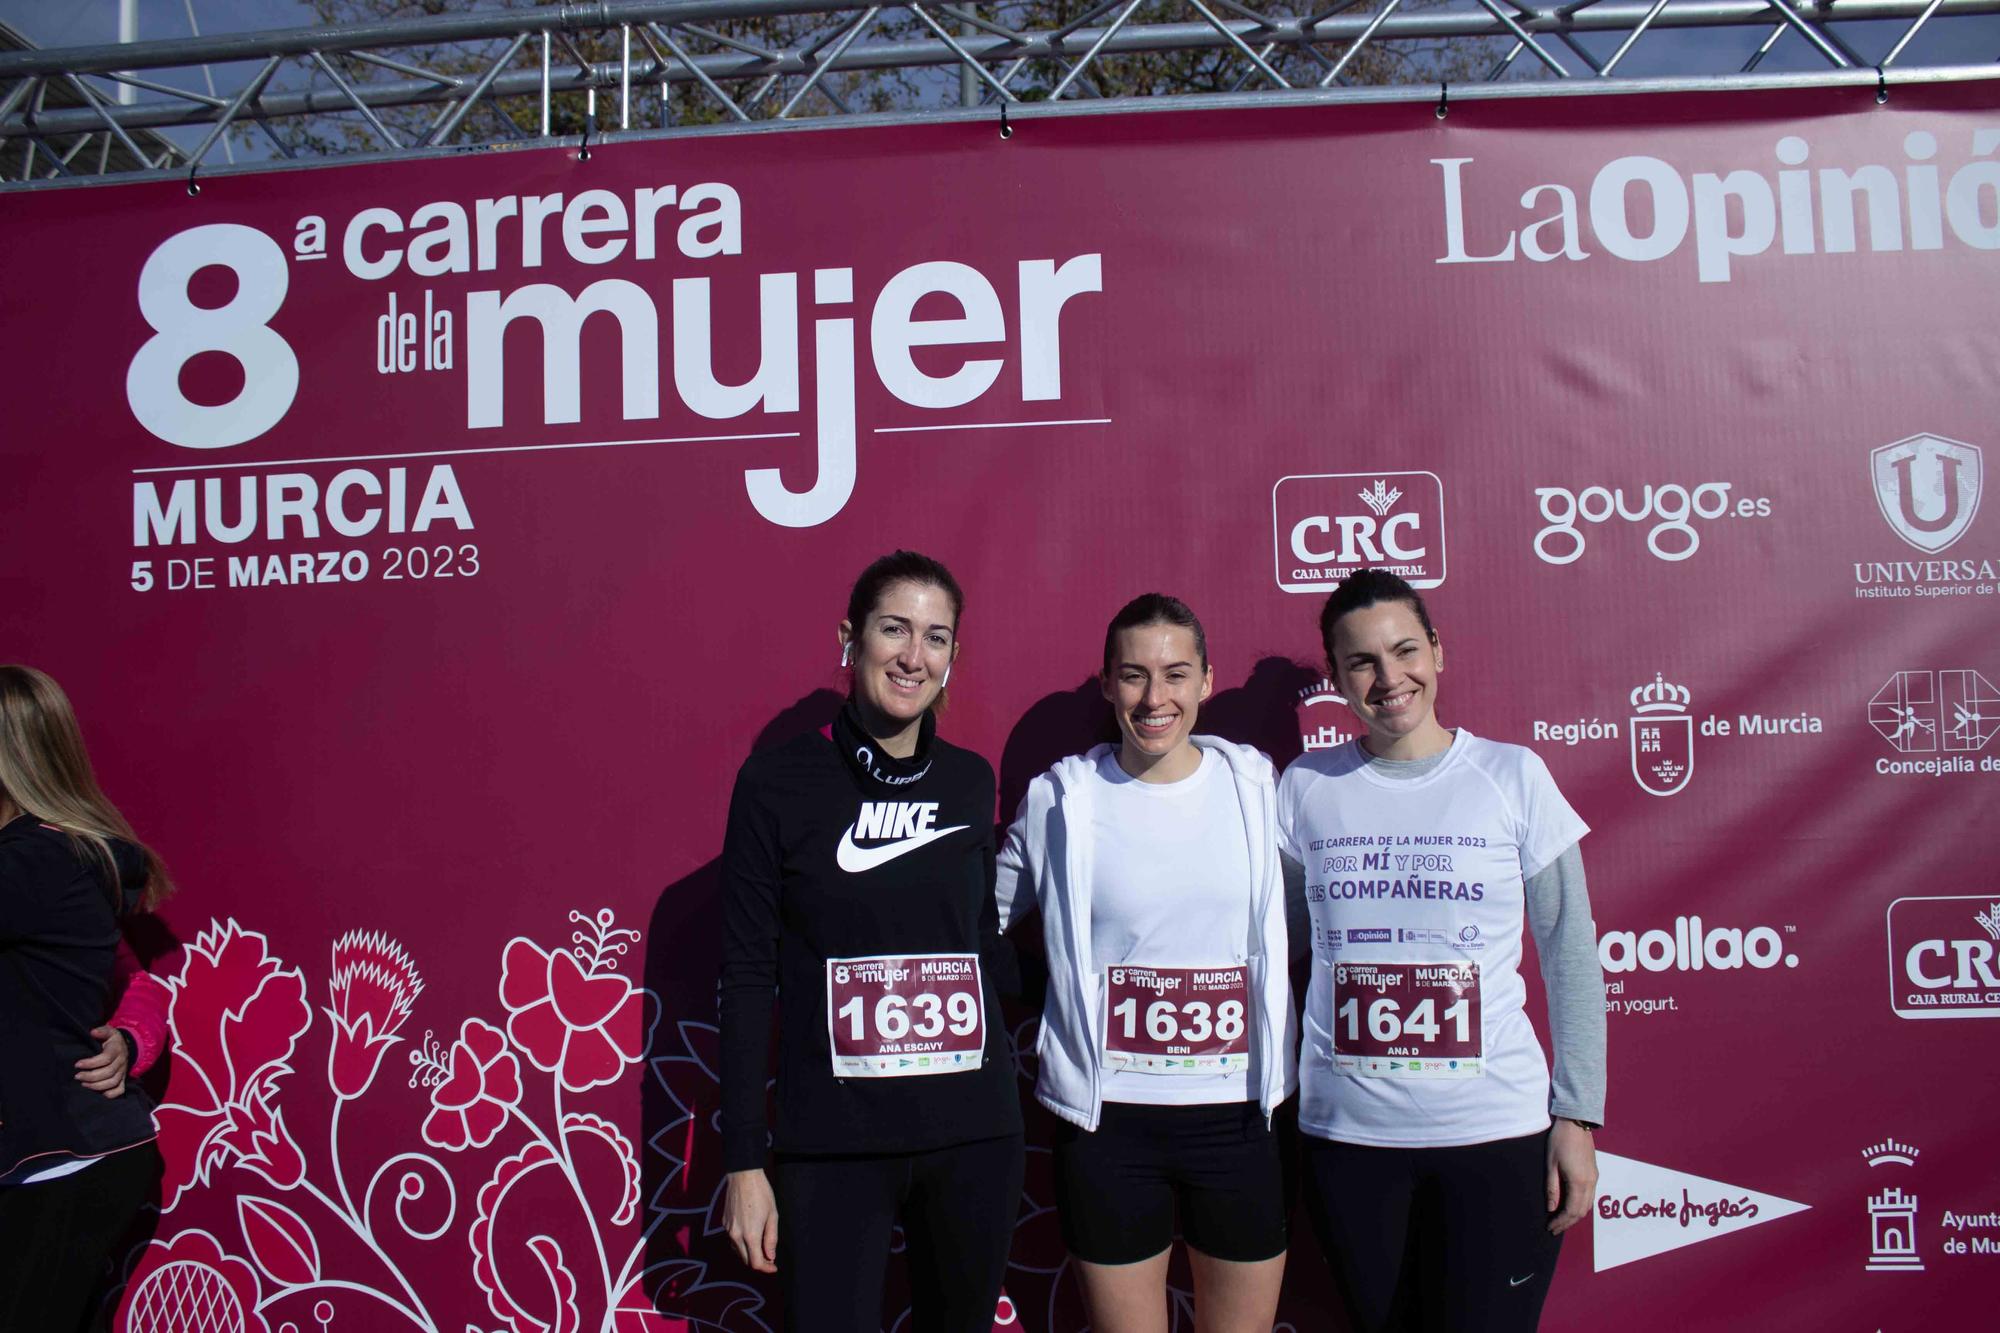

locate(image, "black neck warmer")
[[832, 700, 937, 790]]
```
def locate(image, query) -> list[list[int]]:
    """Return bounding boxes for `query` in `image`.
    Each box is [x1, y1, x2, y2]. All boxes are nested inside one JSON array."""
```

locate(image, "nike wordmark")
[[837, 801, 968, 873]]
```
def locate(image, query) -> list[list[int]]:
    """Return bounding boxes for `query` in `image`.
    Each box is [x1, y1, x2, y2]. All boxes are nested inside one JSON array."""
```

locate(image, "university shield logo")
[[1630, 673, 1693, 797], [1870, 434, 1983, 554]]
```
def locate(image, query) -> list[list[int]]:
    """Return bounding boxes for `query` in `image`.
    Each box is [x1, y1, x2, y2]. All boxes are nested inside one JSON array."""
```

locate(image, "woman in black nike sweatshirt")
[[720, 548, 1024, 1328], [719, 551, 1023, 1333], [0, 665, 172, 1331]]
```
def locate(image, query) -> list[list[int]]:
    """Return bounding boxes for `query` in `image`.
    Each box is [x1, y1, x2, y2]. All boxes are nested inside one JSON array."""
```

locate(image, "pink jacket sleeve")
[[109, 936, 172, 1076]]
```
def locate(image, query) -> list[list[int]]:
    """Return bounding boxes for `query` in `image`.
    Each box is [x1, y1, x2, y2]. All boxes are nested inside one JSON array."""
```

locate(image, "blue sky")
[[2, 0, 280, 48]]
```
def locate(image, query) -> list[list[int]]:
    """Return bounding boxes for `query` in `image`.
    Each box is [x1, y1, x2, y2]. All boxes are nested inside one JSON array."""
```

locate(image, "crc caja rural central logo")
[[1272, 471, 1446, 593], [1885, 896, 2000, 1020]]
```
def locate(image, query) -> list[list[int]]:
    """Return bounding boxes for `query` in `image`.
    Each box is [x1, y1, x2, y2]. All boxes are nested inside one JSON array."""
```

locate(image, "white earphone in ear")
[[839, 642, 852, 668], [941, 663, 952, 690]]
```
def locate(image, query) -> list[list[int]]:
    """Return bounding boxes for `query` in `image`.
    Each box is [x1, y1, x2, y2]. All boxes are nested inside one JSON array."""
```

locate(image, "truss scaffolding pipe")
[[0, 0, 1996, 178]]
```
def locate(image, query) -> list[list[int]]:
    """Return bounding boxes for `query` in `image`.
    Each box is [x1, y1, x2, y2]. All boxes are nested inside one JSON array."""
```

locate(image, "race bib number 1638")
[[827, 953, 985, 1078], [1104, 965, 1250, 1074]]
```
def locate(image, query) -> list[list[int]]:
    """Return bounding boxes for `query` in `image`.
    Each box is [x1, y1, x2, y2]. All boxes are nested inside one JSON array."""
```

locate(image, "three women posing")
[[721, 560, 1602, 1333]]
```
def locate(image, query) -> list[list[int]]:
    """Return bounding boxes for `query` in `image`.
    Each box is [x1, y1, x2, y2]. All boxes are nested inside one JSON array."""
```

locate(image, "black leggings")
[[773, 1133, 1024, 1333], [0, 1143, 161, 1333], [1302, 1130, 1561, 1333]]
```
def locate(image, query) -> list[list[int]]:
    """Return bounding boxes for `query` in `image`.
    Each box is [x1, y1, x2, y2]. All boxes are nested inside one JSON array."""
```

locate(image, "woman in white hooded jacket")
[[996, 594, 1298, 1333]]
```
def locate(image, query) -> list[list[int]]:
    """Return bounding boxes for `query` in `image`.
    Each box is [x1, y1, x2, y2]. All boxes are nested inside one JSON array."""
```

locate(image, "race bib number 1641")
[[1332, 960, 1482, 1079], [827, 953, 986, 1078]]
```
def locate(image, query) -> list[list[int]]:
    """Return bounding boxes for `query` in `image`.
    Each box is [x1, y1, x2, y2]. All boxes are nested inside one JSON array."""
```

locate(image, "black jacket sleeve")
[[718, 763, 781, 1173]]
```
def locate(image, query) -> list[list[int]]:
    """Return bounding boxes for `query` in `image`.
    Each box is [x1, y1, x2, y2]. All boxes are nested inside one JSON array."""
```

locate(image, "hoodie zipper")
[[1218, 742, 1284, 1129]]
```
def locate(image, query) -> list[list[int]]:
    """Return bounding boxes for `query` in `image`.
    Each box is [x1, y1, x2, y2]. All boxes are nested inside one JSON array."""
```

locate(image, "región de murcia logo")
[[1531, 673, 1820, 794], [1630, 674, 1694, 797]]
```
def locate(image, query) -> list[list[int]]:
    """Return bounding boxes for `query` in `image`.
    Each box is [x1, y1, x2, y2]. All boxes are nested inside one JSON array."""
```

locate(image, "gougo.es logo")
[[1533, 482, 1771, 564]]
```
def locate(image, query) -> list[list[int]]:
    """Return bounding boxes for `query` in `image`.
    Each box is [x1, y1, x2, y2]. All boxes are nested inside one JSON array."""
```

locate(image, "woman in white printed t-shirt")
[[1279, 569, 1606, 1333], [996, 594, 1298, 1333]]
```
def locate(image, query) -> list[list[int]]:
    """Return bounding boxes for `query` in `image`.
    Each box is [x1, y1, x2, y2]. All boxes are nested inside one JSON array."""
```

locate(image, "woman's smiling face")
[[1102, 621, 1212, 781], [843, 580, 958, 734], [1328, 598, 1447, 757]]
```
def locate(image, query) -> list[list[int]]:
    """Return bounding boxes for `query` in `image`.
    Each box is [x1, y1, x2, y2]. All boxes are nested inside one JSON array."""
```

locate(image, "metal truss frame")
[[2, 0, 1997, 188]]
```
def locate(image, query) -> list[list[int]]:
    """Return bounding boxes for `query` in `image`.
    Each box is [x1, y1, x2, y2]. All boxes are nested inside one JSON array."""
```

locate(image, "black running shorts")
[[1052, 1099, 1294, 1265]]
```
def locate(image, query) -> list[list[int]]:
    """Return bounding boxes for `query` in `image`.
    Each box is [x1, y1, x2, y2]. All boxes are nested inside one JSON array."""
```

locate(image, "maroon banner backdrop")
[[3, 77, 1996, 1332]]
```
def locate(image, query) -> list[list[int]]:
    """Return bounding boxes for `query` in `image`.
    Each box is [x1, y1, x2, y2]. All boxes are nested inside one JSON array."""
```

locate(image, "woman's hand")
[[75, 1026, 131, 1097], [1545, 1119, 1598, 1234], [724, 1168, 780, 1273]]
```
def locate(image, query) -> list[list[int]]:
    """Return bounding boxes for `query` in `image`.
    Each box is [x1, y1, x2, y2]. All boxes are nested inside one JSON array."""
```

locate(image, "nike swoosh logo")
[[1508, 1274, 1535, 1288], [836, 823, 970, 873]]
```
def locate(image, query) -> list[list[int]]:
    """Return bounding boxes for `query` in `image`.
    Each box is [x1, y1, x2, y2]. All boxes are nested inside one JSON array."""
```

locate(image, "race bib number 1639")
[[827, 953, 985, 1078]]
